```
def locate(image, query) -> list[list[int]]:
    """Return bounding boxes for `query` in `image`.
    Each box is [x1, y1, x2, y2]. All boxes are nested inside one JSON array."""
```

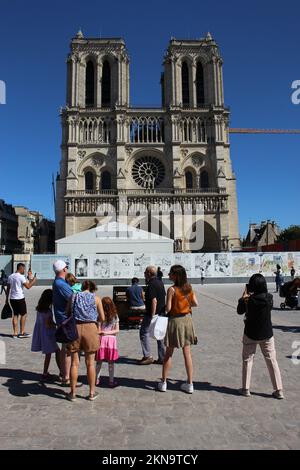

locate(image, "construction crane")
[[229, 128, 300, 134]]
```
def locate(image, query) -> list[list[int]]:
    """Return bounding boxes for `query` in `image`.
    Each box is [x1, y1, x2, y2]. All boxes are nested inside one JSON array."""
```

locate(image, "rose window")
[[132, 156, 165, 188]]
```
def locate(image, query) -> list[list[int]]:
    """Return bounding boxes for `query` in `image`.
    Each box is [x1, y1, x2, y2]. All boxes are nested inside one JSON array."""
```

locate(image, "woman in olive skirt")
[[157, 265, 198, 394]]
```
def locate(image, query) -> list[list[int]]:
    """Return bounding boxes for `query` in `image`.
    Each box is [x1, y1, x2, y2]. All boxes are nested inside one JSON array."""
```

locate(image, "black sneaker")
[[18, 332, 31, 338]]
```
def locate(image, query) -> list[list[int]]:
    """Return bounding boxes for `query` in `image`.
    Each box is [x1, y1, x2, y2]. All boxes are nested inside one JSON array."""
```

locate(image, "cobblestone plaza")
[[0, 283, 299, 450]]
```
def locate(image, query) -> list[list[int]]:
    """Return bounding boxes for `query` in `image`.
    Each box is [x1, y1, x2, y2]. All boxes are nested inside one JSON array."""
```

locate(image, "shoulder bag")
[[55, 294, 79, 343]]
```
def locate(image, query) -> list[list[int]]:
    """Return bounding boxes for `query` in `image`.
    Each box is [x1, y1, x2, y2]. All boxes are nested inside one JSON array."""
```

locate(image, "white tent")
[[56, 222, 174, 255]]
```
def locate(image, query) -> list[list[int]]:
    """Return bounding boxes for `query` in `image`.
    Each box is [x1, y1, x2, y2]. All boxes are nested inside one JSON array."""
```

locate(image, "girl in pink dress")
[[95, 297, 119, 387]]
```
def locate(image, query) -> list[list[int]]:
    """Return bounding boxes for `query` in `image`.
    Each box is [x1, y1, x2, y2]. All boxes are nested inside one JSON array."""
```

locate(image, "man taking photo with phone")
[[6, 263, 37, 338]]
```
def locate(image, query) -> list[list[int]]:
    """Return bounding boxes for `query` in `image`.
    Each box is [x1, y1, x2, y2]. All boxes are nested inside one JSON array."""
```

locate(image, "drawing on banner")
[[75, 258, 88, 277], [278, 253, 289, 274], [112, 255, 133, 278], [152, 255, 174, 275], [134, 253, 151, 277], [174, 253, 192, 276], [287, 252, 300, 276], [93, 257, 110, 278], [214, 254, 232, 276], [232, 253, 261, 277], [260, 254, 284, 276], [134, 253, 151, 267], [194, 254, 213, 277]]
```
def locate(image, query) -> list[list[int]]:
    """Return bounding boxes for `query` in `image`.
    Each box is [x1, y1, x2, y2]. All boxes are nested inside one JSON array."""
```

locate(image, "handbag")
[[1, 303, 12, 320], [149, 314, 168, 341], [55, 295, 78, 343]]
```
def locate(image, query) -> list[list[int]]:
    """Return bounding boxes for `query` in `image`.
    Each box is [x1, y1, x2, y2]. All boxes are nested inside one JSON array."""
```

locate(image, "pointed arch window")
[[102, 60, 111, 107], [196, 62, 205, 106], [85, 61, 95, 107], [85, 171, 94, 191], [182, 62, 190, 107], [185, 171, 193, 189], [101, 170, 111, 190], [200, 170, 209, 188]]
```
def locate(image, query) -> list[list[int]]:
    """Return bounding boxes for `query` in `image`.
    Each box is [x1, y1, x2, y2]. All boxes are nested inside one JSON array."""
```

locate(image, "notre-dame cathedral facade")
[[55, 30, 240, 252]]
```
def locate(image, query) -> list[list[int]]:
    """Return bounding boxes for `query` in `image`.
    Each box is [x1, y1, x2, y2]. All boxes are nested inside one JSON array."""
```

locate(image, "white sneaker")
[[180, 382, 194, 394], [239, 388, 251, 397], [272, 390, 284, 399], [157, 380, 167, 392]]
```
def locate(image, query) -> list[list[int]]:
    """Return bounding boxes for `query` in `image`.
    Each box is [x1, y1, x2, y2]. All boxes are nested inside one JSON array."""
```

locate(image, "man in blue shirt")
[[126, 277, 145, 310], [52, 260, 73, 386]]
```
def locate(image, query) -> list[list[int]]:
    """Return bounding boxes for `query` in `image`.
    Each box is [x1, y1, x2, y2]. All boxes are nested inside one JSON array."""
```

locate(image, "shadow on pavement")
[[192, 381, 272, 398], [272, 307, 299, 312], [273, 325, 300, 333], [193, 382, 239, 395], [0, 368, 67, 399], [98, 376, 159, 391], [117, 356, 140, 365]]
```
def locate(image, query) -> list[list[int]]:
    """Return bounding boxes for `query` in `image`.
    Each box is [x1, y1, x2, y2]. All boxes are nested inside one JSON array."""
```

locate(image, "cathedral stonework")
[[55, 31, 240, 252]]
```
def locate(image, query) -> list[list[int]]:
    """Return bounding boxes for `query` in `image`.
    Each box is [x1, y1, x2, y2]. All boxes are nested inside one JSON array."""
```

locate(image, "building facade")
[[14, 206, 55, 254], [0, 199, 18, 254], [243, 220, 281, 251], [56, 31, 240, 252]]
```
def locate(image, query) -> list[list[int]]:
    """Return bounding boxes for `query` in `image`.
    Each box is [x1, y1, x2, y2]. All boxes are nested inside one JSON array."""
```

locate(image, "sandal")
[[66, 393, 76, 402], [60, 380, 71, 387], [88, 391, 99, 401]]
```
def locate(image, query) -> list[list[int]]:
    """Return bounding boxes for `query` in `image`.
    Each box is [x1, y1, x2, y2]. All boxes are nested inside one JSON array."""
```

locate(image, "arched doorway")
[[185, 220, 220, 252]]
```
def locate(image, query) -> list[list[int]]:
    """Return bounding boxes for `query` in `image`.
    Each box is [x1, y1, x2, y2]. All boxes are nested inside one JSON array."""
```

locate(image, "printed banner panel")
[[22, 252, 300, 279], [31, 255, 71, 279]]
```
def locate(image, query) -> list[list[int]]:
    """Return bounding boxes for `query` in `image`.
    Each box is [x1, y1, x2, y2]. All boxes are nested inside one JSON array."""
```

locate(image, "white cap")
[[53, 260, 67, 273]]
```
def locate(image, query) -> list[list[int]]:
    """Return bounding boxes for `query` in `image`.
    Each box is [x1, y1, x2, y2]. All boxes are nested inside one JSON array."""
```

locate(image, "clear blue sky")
[[0, 0, 299, 238]]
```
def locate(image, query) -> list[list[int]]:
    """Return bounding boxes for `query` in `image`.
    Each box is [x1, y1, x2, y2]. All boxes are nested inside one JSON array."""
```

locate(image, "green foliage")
[[278, 225, 300, 241]]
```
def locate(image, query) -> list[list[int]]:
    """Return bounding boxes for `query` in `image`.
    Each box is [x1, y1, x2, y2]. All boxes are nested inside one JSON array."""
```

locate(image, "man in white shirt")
[[6, 263, 36, 338]]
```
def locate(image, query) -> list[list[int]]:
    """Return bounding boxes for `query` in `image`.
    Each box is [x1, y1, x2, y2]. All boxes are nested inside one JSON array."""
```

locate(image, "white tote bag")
[[149, 315, 168, 341]]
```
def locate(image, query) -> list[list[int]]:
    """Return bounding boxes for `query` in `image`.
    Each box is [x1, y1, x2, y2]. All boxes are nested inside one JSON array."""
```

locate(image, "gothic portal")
[[56, 31, 240, 252]]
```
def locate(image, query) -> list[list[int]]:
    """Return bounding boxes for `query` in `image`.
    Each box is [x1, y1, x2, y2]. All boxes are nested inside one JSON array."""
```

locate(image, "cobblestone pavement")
[[0, 283, 299, 450]]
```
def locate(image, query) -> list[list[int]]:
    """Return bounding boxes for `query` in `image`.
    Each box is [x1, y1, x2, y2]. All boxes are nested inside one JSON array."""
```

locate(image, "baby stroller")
[[279, 281, 299, 310]]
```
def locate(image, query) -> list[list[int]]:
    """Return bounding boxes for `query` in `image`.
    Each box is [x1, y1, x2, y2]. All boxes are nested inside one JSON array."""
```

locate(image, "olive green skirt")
[[164, 314, 197, 348]]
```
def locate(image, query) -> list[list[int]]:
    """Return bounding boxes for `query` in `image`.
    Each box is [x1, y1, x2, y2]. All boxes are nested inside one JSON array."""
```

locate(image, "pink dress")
[[95, 316, 119, 362]]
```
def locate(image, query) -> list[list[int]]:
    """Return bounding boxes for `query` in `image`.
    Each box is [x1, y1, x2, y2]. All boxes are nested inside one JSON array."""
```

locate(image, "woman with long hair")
[[158, 265, 198, 394], [237, 273, 284, 398]]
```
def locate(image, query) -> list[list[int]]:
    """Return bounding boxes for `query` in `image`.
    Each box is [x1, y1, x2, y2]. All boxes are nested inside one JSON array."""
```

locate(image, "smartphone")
[[245, 283, 250, 294], [34, 273, 37, 277]]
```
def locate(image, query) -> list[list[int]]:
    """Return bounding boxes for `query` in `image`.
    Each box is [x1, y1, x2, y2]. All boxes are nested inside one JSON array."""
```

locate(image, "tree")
[[278, 225, 300, 242]]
